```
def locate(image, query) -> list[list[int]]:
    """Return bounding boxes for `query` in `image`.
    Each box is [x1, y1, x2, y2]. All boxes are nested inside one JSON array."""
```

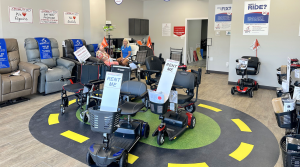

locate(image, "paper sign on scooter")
[[156, 59, 180, 102], [100, 72, 123, 112], [73, 46, 91, 63], [169, 90, 178, 104], [148, 89, 166, 104]]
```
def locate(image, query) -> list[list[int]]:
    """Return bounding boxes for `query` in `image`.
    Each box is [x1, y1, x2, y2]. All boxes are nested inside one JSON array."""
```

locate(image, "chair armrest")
[[19, 61, 41, 94], [57, 58, 75, 72], [140, 91, 148, 98], [30, 62, 48, 72], [172, 85, 184, 89], [143, 69, 161, 74], [89, 79, 104, 85], [87, 56, 102, 63], [61, 57, 81, 65]]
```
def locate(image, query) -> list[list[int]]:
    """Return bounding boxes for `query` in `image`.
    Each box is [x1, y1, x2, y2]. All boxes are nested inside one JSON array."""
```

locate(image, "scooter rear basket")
[[280, 135, 300, 167], [150, 100, 169, 115], [275, 110, 297, 129], [89, 106, 121, 134]]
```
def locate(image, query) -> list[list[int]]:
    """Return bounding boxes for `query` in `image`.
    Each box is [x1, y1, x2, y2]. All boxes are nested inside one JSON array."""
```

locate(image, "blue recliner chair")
[[24, 38, 75, 95]]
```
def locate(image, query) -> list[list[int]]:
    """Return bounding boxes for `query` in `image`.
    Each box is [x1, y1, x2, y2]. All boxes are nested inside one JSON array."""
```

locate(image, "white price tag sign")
[[73, 46, 91, 63]]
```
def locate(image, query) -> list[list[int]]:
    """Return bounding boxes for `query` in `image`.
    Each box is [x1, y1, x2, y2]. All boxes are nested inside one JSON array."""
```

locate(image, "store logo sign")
[[115, 0, 122, 5]]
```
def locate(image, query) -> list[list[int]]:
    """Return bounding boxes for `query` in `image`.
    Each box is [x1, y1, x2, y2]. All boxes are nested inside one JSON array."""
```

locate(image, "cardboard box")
[[272, 98, 284, 113]]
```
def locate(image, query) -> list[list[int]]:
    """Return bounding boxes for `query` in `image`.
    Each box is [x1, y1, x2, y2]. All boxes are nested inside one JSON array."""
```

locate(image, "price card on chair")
[[101, 72, 123, 112], [73, 46, 91, 63], [157, 59, 179, 102]]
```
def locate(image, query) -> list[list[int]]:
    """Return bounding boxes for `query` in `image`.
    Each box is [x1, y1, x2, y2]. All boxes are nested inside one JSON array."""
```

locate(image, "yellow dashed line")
[[168, 163, 209, 167], [229, 142, 254, 161], [198, 104, 222, 112], [128, 153, 139, 164], [60, 130, 89, 143], [48, 114, 60, 125], [69, 99, 76, 105], [231, 119, 252, 132]]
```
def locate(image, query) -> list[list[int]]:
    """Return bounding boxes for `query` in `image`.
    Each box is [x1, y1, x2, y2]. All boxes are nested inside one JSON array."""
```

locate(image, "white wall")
[[187, 20, 202, 53], [106, 0, 146, 40], [143, 0, 209, 61], [207, 0, 232, 72], [0, 0, 85, 61], [229, 0, 300, 87], [0, 0, 2, 38]]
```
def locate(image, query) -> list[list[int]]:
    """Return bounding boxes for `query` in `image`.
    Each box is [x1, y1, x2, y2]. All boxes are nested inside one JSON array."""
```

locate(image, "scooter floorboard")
[[165, 124, 188, 141], [110, 135, 138, 151]]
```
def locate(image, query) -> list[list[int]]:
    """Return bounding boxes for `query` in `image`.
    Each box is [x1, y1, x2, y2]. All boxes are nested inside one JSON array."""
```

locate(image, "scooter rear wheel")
[[231, 87, 235, 95], [119, 150, 128, 167], [189, 116, 196, 129], [185, 104, 196, 113]]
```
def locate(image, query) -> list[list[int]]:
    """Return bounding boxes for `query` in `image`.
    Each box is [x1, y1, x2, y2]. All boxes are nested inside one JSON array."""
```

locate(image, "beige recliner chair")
[[0, 38, 40, 105]]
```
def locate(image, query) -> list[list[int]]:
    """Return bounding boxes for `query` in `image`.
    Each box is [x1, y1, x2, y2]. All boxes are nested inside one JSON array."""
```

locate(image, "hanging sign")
[[40, 9, 58, 24], [0, 39, 10, 69], [115, 0, 123, 5], [174, 26, 185, 37], [9, 6, 33, 23], [64, 12, 79, 25], [35, 38, 53, 59], [243, 1, 270, 35], [214, 4, 232, 30], [162, 23, 171, 36]]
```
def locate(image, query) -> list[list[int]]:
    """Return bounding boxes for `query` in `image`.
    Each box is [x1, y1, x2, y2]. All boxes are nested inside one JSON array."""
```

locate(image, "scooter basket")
[[277, 74, 287, 85], [89, 106, 121, 134], [236, 69, 247, 75], [275, 110, 297, 129], [280, 135, 300, 167], [150, 100, 169, 115]]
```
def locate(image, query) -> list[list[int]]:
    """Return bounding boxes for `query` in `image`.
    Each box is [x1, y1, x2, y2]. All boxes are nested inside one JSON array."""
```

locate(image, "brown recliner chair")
[[0, 38, 40, 105]]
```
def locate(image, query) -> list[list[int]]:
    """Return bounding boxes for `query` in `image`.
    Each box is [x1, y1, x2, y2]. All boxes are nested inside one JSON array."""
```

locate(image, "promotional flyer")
[[243, 1, 270, 35], [214, 4, 232, 31]]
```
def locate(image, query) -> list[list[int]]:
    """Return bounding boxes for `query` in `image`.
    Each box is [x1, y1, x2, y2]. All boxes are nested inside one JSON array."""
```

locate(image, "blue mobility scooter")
[[86, 80, 150, 167]]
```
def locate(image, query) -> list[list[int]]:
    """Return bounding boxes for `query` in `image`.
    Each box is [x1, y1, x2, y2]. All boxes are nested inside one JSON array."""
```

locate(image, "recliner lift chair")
[[24, 38, 75, 95], [0, 38, 40, 106], [62, 39, 101, 82]]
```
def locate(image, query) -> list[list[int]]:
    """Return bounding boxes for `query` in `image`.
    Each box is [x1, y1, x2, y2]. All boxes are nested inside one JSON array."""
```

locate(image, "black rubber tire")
[[60, 107, 65, 115], [144, 123, 150, 139], [185, 104, 196, 113], [119, 150, 128, 167], [86, 152, 95, 166], [189, 116, 196, 129], [83, 114, 88, 123], [157, 132, 165, 146], [231, 87, 235, 95], [76, 96, 82, 106], [255, 83, 259, 90], [249, 89, 254, 98]]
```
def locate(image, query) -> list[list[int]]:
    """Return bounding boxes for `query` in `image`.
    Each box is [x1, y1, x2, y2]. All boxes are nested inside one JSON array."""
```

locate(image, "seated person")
[[117, 38, 131, 66], [96, 44, 119, 66]]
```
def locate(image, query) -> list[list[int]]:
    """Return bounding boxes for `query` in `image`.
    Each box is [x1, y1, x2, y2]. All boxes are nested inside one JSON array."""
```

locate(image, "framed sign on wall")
[[64, 12, 79, 25], [9, 6, 33, 23]]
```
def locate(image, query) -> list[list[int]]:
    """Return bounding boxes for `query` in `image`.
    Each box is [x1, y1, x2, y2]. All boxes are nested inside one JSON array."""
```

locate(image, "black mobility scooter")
[[151, 69, 202, 145], [86, 80, 150, 167], [231, 56, 260, 98]]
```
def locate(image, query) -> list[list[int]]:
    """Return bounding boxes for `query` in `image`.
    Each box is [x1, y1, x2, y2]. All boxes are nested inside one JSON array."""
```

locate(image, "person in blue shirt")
[[117, 38, 131, 66]]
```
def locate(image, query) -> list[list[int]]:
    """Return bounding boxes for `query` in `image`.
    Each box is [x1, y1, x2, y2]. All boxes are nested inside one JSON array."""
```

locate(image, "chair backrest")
[[121, 81, 147, 97], [63, 39, 87, 60], [111, 66, 131, 82], [130, 44, 139, 56], [0, 38, 20, 74], [241, 56, 260, 75], [170, 48, 183, 64], [135, 50, 147, 65], [145, 56, 162, 72], [86, 44, 98, 58], [173, 71, 195, 89], [25, 38, 59, 67], [80, 64, 99, 84]]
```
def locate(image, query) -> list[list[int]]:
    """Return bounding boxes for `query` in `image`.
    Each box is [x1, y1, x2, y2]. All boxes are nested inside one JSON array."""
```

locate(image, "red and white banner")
[[40, 9, 58, 24], [64, 12, 79, 25], [173, 26, 185, 37], [9, 6, 33, 23]]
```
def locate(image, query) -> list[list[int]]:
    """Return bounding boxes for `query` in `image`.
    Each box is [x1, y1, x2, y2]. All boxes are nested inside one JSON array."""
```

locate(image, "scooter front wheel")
[[86, 152, 95, 166], [157, 132, 165, 146], [119, 150, 128, 167]]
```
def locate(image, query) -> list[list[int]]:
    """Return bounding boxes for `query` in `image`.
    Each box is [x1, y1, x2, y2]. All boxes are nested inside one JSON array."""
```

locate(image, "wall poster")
[[214, 4, 232, 30], [40, 9, 58, 24], [243, 1, 270, 35], [162, 23, 171, 36], [9, 6, 33, 23], [173, 26, 185, 37], [64, 12, 79, 25]]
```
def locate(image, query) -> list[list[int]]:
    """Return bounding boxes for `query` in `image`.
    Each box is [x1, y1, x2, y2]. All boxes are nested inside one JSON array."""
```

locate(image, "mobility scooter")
[[150, 68, 202, 145], [231, 56, 260, 98], [86, 80, 150, 167]]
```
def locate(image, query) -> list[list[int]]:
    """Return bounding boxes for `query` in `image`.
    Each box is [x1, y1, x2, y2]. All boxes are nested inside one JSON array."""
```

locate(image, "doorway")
[[184, 18, 208, 68]]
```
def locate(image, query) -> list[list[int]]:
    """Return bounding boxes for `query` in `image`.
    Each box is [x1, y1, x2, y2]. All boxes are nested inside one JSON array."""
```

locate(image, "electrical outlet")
[[226, 62, 229, 67]]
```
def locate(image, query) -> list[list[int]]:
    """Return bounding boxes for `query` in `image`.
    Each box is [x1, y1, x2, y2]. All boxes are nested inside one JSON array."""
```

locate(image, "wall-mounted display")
[[243, 1, 270, 35], [9, 6, 33, 23], [162, 23, 171, 36], [64, 12, 79, 25], [40, 9, 58, 24], [214, 4, 232, 31]]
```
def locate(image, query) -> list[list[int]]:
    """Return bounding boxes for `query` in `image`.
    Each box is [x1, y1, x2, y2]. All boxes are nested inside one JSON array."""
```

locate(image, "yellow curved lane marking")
[[128, 153, 139, 164], [48, 114, 59, 125], [168, 163, 209, 167], [69, 99, 76, 105], [229, 142, 254, 161], [231, 119, 252, 132], [60, 130, 89, 143], [198, 104, 222, 112]]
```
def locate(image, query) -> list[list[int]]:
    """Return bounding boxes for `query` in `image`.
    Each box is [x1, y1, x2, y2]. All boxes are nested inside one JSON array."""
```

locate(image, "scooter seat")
[[63, 83, 84, 93], [118, 101, 144, 115], [178, 94, 193, 104]]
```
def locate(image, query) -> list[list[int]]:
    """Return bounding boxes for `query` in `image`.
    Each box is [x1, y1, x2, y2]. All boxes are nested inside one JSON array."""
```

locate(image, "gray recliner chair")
[[24, 38, 75, 95]]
